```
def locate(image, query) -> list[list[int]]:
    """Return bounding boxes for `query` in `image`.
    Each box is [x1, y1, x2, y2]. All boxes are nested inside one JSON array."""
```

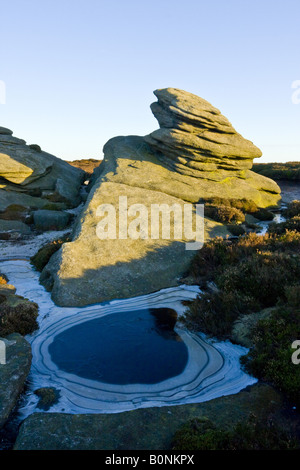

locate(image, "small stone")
[[34, 388, 60, 411]]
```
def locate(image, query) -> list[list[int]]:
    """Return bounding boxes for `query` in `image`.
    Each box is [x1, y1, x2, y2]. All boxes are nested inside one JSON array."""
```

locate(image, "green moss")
[[0, 295, 39, 337], [172, 418, 231, 450], [172, 415, 299, 450], [30, 234, 71, 272], [34, 388, 60, 411]]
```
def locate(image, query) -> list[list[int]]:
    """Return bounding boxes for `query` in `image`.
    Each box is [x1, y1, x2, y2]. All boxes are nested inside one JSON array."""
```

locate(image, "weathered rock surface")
[[33, 210, 71, 232], [41, 173, 229, 306], [13, 384, 290, 450], [0, 219, 31, 240], [0, 126, 85, 235], [145, 88, 263, 175], [0, 333, 32, 430], [41, 88, 281, 306]]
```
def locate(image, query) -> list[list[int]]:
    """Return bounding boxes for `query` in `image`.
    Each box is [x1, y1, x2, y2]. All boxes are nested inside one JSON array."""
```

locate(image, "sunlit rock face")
[[41, 88, 281, 307], [145, 88, 262, 175], [0, 127, 85, 222]]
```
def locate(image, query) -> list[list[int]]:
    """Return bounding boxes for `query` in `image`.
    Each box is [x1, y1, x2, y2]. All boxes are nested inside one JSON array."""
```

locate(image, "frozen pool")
[[0, 258, 257, 416]]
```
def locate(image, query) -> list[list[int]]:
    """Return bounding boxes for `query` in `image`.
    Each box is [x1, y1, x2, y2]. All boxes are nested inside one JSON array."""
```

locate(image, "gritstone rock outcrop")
[[0, 127, 85, 236], [40, 88, 281, 306]]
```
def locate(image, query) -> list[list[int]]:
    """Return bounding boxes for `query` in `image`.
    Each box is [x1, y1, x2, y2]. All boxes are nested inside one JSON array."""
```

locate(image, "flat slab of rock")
[[0, 219, 31, 240], [0, 189, 49, 212], [14, 384, 287, 450], [0, 148, 51, 185], [0, 219, 31, 234], [0, 333, 32, 430]]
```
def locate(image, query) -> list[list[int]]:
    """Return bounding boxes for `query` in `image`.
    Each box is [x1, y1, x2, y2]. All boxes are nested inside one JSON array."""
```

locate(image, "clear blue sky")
[[0, 0, 299, 162]]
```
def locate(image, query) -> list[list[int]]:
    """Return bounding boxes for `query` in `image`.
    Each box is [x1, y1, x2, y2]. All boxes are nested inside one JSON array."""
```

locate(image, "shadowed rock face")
[[41, 88, 281, 307]]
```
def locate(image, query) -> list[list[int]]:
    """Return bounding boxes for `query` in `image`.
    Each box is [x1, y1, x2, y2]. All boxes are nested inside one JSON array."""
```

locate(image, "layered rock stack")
[[0, 127, 85, 236], [41, 88, 281, 306], [145, 88, 262, 176]]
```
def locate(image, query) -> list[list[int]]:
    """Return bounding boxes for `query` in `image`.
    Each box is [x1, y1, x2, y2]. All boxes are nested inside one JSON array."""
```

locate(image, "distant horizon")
[[5, 121, 300, 165], [66, 155, 300, 164], [5, 110, 300, 164], [1, 0, 299, 163]]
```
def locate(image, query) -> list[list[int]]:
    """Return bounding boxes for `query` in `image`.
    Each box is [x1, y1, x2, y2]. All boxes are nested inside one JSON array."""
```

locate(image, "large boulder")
[[40, 176, 229, 306], [13, 384, 286, 450], [41, 88, 281, 307], [145, 88, 262, 174]]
